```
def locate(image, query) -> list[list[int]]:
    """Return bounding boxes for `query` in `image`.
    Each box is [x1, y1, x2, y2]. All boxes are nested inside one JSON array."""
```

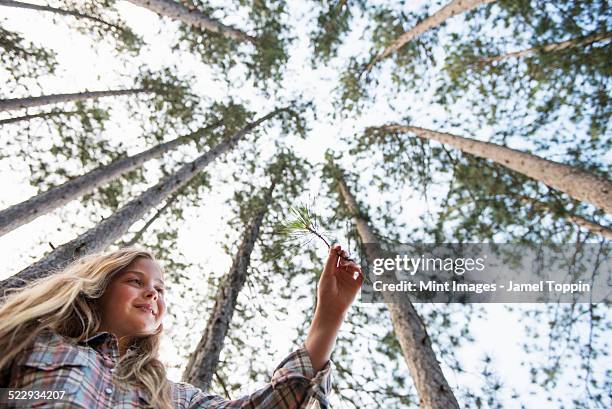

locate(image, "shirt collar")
[[81, 331, 116, 345], [80, 332, 121, 358]]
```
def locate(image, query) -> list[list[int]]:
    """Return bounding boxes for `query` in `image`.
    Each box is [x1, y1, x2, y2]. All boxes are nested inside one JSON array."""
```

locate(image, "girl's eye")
[[129, 278, 142, 285], [155, 287, 165, 294]]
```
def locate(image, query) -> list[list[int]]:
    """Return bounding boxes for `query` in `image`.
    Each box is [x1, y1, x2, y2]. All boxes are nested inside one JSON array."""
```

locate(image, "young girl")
[[0, 245, 363, 408]]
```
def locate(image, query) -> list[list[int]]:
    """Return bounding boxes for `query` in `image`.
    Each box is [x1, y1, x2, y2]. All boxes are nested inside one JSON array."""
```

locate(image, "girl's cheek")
[[158, 300, 166, 317]]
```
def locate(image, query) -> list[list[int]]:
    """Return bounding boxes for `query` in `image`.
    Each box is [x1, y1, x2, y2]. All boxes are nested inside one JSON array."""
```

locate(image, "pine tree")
[[0, 120, 222, 237], [0, 0, 143, 54], [182, 161, 282, 390], [335, 0, 497, 112], [0, 108, 81, 125], [431, 154, 612, 242], [174, 0, 291, 89], [366, 124, 612, 214], [309, 0, 366, 65], [0, 88, 151, 112], [437, 0, 611, 140], [0, 25, 57, 93], [478, 31, 612, 63], [325, 158, 460, 409], [2, 68, 198, 201], [0, 107, 291, 295], [120, 191, 181, 248], [363, 0, 497, 74], [347, 121, 610, 405], [126, 0, 255, 43]]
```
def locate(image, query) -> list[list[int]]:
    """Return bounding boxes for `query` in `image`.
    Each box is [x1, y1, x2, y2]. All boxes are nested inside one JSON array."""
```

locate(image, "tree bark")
[[334, 171, 460, 409], [0, 108, 285, 295], [182, 177, 278, 390], [381, 125, 612, 214], [518, 195, 612, 239], [121, 191, 181, 247], [0, 89, 151, 112], [0, 121, 221, 237], [479, 31, 612, 63], [0, 0, 127, 32], [365, 0, 496, 73], [126, 0, 256, 44], [0, 110, 78, 125]]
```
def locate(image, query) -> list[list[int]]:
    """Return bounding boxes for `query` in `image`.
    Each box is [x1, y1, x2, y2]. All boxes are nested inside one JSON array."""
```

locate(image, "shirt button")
[[104, 387, 113, 395]]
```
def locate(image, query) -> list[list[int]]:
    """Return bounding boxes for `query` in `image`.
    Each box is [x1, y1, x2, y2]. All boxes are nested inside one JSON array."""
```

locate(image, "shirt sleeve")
[[182, 344, 333, 409]]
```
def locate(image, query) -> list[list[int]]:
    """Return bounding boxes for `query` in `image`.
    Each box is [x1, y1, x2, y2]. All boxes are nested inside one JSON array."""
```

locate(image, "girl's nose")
[[144, 287, 158, 300]]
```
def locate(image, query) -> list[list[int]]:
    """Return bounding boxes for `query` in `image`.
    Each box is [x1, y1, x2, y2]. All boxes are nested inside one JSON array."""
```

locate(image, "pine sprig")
[[277, 204, 356, 264], [278, 205, 333, 248]]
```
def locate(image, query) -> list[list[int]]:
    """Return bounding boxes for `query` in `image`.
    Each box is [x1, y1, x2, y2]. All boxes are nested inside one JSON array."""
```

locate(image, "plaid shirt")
[[1, 330, 332, 408]]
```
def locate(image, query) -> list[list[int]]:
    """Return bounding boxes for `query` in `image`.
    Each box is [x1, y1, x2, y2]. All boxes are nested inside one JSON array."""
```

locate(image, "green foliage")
[[335, 58, 369, 114], [175, 0, 291, 90], [276, 204, 334, 249], [350, 125, 442, 196], [245, 0, 292, 86], [175, 15, 240, 75], [54, 0, 144, 54], [193, 100, 254, 148], [437, 0, 612, 141], [276, 100, 313, 138], [334, 3, 442, 113], [0, 25, 57, 93], [129, 67, 201, 142], [24, 101, 114, 188], [309, 0, 366, 64]]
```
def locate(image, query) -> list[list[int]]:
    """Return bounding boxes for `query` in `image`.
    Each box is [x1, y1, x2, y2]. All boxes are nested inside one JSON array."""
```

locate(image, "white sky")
[[0, 1, 610, 408]]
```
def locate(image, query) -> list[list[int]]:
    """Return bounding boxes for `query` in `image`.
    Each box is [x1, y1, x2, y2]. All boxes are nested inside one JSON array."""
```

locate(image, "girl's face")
[[98, 257, 166, 342]]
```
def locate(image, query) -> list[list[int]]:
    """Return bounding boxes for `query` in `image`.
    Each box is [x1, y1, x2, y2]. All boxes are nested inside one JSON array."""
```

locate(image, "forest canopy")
[[0, 1, 610, 408]]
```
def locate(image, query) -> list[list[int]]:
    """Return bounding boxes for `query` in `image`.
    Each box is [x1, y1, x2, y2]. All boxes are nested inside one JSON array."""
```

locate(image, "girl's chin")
[[127, 319, 158, 334]]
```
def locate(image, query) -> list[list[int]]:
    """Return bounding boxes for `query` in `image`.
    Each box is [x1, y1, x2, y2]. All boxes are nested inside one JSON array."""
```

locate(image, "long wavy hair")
[[0, 247, 172, 409]]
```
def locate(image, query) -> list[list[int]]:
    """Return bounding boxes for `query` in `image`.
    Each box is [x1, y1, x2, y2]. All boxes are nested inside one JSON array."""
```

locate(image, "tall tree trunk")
[[333, 168, 460, 409], [121, 191, 181, 247], [126, 0, 256, 44], [0, 108, 285, 295], [364, 0, 496, 73], [517, 195, 612, 239], [0, 89, 151, 112], [379, 125, 612, 214], [479, 31, 612, 63], [0, 0, 128, 32], [0, 121, 221, 237], [182, 177, 278, 390], [0, 109, 78, 125]]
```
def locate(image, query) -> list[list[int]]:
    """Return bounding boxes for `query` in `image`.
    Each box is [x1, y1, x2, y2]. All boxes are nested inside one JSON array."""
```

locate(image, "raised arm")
[[183, 244, 362, 409], [305, 244, 363, 372]]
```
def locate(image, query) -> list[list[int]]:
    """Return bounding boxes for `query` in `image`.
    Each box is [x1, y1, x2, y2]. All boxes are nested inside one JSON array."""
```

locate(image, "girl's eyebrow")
[[123, 270, 165, 286]]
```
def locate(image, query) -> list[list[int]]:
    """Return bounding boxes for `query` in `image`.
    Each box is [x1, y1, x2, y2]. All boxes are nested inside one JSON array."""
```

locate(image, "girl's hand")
[[315, 244, 363, 320]]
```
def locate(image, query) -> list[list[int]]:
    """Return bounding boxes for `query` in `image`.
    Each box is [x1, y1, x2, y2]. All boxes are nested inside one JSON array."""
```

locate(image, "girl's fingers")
[[341, 264, 363, 282], [325, 244, 342, 274], [338, 250, 350, 265], [339, 261, 361, 274]]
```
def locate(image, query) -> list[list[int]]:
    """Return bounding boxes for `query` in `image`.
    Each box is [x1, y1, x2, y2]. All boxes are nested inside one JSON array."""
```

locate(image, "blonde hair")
[[0, 247, 172, 409]]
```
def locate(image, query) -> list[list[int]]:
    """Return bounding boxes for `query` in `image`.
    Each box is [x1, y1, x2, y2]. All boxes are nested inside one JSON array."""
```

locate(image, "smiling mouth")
[[135, 306, 157, 317]]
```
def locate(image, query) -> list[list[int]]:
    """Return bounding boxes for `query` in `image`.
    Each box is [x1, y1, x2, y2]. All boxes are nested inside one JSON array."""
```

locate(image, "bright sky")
[[0, 1, 609, 408]]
